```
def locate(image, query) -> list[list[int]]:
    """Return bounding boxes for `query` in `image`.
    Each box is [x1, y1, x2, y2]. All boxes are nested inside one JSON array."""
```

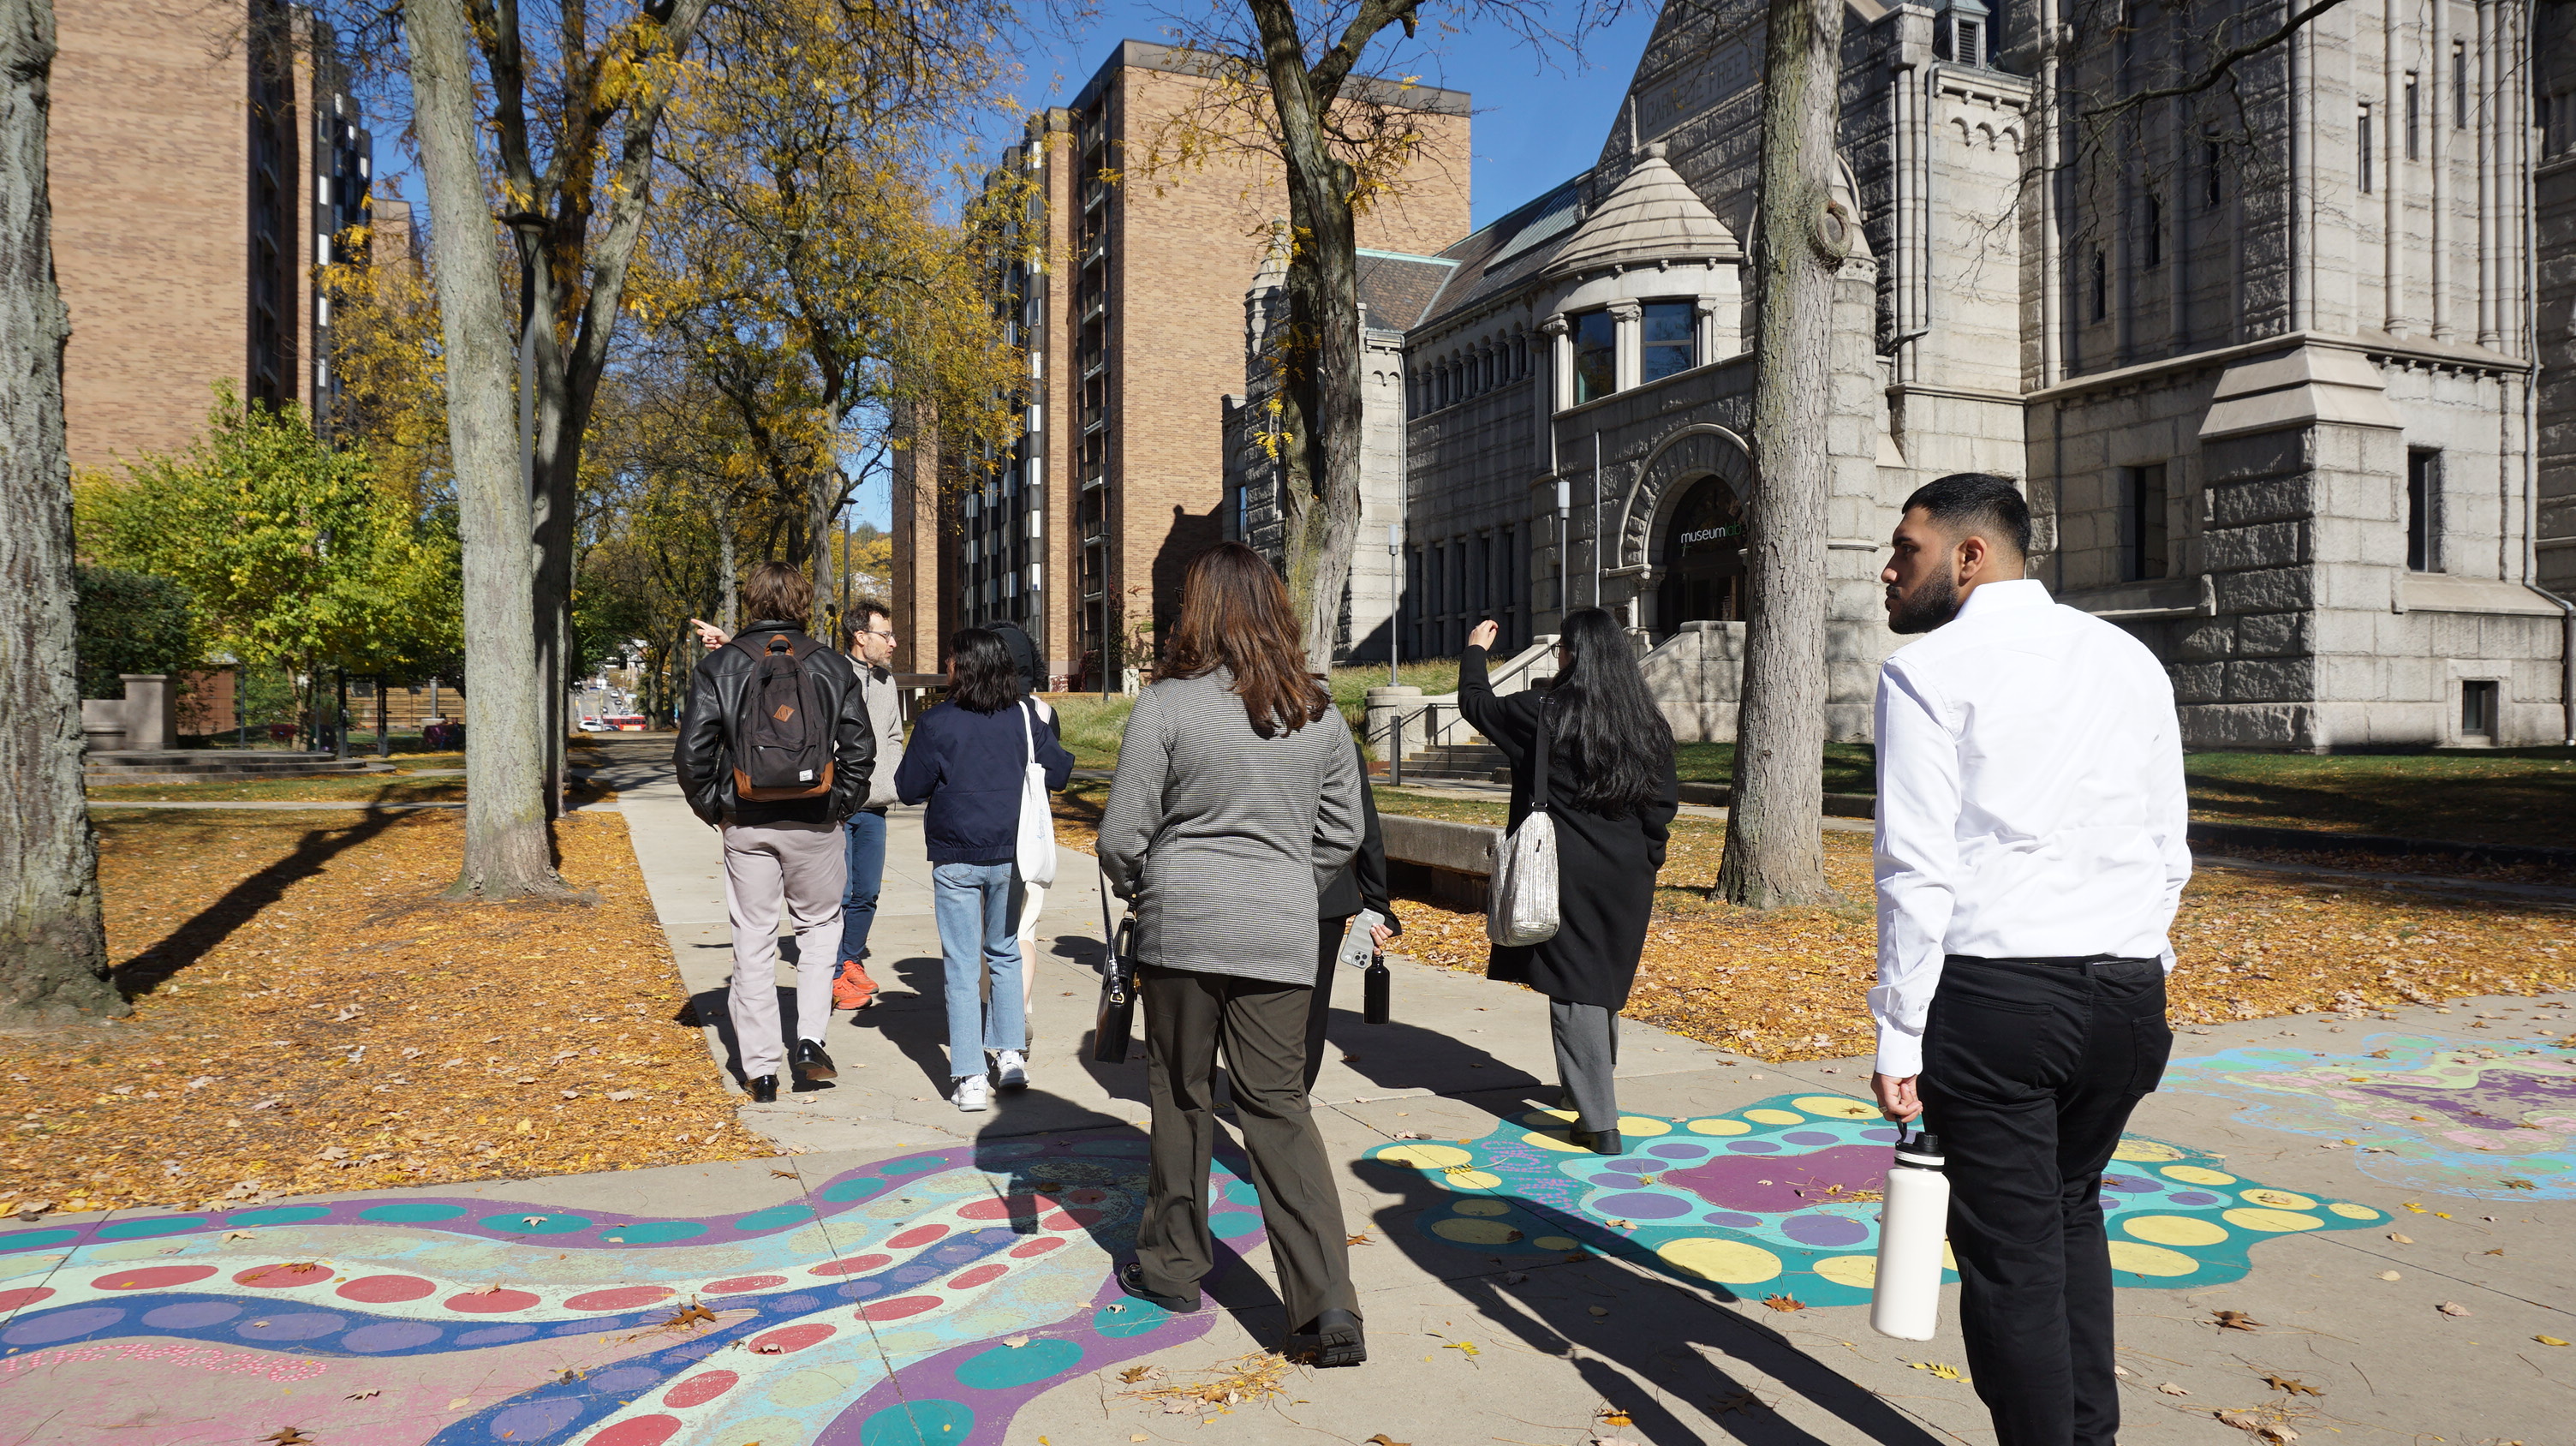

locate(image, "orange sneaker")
[[832, 960, 877, 1011]]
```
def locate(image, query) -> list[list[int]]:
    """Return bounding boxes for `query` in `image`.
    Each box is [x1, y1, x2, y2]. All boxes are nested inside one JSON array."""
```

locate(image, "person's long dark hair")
[[1162, 542, 1329, 737], [1544, 608, 1673, 816], [946, 628, 1018, 714]]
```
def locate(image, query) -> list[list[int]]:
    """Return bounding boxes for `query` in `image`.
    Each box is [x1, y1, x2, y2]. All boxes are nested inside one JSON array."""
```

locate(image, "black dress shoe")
[[793, 1039, 838, 1082], [747, 1074, 778, 1104], [1290, 1308, 1367, 1367], [1115, 1260, 1200, 1312], [1587, 1128, 1623, 1156]]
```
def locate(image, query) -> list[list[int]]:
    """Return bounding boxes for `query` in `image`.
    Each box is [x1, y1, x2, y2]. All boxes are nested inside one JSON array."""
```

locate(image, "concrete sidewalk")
[[4, 741, 2571, 1446]]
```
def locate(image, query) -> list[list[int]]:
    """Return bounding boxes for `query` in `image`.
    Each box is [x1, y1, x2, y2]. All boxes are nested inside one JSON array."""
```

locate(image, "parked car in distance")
[[577, 716, 608, 732]]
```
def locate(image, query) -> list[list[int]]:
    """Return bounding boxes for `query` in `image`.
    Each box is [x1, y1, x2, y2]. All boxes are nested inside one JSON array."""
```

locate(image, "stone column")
[[120, 673, 175, 750], [1543, 313, 1572, 412], [1609, 299, 1642, 392], [1364, 685, 1424, 764]]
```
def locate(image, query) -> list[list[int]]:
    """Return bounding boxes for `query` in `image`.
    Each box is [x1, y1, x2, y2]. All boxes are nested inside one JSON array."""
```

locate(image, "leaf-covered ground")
[[0, 809, 752, 1217], [1050, 783, 2576, 1064]]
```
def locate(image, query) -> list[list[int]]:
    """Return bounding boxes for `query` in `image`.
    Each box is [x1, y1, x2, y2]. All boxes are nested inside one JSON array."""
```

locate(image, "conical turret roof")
[[1541, 143, 1738, 279]]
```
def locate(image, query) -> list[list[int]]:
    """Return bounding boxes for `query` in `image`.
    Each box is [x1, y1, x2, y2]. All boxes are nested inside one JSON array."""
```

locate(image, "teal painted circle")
[[479, 1212, 593, 1234], [0, 1228, 78, 1253], [954, 1336, 1082, 1389], [886, 1156, 943, 1175], [94, 1216, 202, 1240], [731, 1204, 814, 1232], [1221, 1179, 1260, 1208], [859, 1398, 975, 1446], [820, 1176, 888, 1202], [1210, 1211, 1261, 1240], [606, 1221, 705, 1244], [1094, 1300, 1170, 1338], [222, 1206, 333, 1227], [359, 1202, 468, 1223]]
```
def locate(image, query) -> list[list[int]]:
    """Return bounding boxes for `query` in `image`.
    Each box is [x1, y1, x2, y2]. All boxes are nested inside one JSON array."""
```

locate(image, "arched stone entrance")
[[1657, 475, 1749, 627]]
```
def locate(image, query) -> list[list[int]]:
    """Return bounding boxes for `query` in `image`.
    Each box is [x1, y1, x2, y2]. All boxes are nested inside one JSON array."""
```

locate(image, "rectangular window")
[[2090, 250, 2108, 321], [2143, 195, 2163, 270], [2122, 463, 2169, 581], [2405, 75, 2420, 159], [2454, 43, 2468, 129], [1572, 309, 1617, 403], [1641, 300, 1697, 383], [2406, 447, 2442, 572], [2460, 679, 2499, 738], [2204, 140, 2223, 210], [2358, 105, 2374, 193]]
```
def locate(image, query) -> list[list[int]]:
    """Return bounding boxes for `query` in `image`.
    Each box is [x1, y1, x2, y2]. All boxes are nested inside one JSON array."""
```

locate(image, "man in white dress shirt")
[[1867, 474, 2191, 1446]]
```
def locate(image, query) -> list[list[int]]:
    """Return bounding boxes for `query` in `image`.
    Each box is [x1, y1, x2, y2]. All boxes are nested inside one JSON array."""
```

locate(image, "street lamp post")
[[1386, 522, 1401, 686]]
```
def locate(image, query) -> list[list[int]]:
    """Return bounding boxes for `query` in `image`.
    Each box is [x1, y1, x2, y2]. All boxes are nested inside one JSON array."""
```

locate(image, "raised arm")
[[1454, 621, 1531, 769]]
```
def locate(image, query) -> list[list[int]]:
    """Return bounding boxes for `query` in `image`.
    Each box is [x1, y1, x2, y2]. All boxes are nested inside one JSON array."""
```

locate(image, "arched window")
[[1658, 475, 1750, 630]]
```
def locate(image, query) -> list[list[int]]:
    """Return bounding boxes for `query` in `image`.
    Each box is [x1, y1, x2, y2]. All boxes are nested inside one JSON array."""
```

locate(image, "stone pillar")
[[80, 700, 128, 754], [121, 673, 176, 750], [1364, 685, 1424, 763], [1609, 299, 1642, 392], [1543, 314, 1572, 412]]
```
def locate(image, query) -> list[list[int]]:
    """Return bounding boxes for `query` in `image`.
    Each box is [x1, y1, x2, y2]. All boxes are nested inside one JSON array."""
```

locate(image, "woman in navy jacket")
[[894, 628, 1075, 1110]]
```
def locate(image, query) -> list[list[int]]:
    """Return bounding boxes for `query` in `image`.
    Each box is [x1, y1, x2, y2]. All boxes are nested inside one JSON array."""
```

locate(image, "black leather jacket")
[[673, 621, 874, 828]]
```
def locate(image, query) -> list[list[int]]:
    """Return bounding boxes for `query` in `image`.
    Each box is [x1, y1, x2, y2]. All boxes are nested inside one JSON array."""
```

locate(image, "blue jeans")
[[931, 862, 1025, 1077], [838, 809, 887, 967]]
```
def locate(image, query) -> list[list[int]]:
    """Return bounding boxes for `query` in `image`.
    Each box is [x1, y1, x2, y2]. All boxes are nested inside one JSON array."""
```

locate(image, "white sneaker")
[[995, 1049, 1029, 1090], [953, 1076, 990, 1112]]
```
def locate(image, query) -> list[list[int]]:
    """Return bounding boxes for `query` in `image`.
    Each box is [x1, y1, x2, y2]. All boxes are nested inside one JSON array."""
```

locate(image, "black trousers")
[[1919, 953, 2172, 1446], [1303, 917, 1348, 1095], [1136, 963, 1357, 1328]]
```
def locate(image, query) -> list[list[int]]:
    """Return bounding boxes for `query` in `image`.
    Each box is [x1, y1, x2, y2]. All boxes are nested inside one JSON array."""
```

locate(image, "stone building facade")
[[890, 42, 1470, 684], [1225, 0, 2574, 750], [53, 0, 374, 475]]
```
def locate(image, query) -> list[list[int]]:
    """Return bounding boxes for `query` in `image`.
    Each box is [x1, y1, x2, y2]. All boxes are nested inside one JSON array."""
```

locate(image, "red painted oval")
[[234, 1262, 334, 1289], [443, 1288, 541, 1314], [748, 1323, 835, 1354], [856, 1294, 942, 1322], [95, 1264, 218, 1291], [564, 1285, 674, 1312], [583, 1415, 683, 1446], [886, 1224, 948, 1249], [660, 1370, 739, 1409], [945, 1264, 1007, 1290], [807, 1254, 891, 1277], [1008, 1236, 1067, 1259], [337, 1274, 438, 1304], [0, 1286, 55, 1312], [1038, 1209, 1102, 1233], [703, 1274, 788, 1294], [1064, 1188, 1108, 1205]]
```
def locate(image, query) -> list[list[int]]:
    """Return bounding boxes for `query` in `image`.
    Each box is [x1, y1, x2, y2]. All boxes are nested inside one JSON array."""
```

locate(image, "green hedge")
[[75, 565, 194, 700]]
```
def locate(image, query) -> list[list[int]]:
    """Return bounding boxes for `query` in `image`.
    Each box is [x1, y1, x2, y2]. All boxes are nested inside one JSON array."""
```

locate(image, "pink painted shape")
[[659, 1369, 738, 1408], [585, 1415, 683, 1446], [886, 1224, 948, 1249], [232, 1263, 332, 1289], [945, 1264, 1006, 1290], [562, 1286, 673, 1312], [807, 1255, 891, 1277], [337, 1276, 437, 1305], [1007, 1237, 1065, 1259], [703, 1274, 787, 1293], [93, 1265, 217, 1292], [0, 1287, 54, 1312], [748, 1323, 835, 1354], [856, 1295, 941, 1322], [442, 1288, 540, 1314]]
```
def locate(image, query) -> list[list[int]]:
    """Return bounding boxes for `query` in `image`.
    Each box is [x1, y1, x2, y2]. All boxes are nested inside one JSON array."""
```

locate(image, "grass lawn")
[[2183, 748, 2576, 847]]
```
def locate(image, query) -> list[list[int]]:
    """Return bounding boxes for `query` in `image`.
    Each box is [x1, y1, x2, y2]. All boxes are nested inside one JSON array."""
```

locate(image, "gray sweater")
[[1096, 670, 1363, 983]]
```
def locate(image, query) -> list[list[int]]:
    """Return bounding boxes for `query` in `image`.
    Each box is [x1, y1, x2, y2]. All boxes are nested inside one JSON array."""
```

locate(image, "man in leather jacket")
[[673, 563, 875, 1103]]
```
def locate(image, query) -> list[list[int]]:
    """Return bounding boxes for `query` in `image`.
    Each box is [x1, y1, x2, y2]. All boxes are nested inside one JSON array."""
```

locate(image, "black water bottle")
[[1363, 953, 1390, 1024]]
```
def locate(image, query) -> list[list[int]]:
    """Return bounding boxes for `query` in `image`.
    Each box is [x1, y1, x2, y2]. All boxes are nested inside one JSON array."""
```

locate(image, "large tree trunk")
[[406, 0, 565, 899], [0, 0, 122, 1027], [1717, 0, 1846, 908]]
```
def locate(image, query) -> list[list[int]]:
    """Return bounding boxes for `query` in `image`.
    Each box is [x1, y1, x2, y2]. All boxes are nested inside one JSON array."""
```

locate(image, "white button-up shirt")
[[1869, 578, 2191, 1076]]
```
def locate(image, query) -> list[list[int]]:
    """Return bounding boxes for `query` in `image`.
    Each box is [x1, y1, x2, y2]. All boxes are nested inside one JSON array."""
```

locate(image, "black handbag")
[[1094, 864, 1138, 1063]]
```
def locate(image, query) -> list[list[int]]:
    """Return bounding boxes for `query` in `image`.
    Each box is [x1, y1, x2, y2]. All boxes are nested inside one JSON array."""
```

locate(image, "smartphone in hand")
[[1338, 908, 1386, 970]]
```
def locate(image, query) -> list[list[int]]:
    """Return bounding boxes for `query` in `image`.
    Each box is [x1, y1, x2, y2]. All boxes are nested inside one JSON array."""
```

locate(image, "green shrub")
[[74, 565, 194, 700]]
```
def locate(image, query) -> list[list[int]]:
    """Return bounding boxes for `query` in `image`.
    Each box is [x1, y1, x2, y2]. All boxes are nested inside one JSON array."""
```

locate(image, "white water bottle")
[[1870, 1127, 1949, 1341]]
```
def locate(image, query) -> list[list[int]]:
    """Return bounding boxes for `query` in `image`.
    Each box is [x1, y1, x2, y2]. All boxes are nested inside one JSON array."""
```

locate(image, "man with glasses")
[[695, 599, 907, 1013]]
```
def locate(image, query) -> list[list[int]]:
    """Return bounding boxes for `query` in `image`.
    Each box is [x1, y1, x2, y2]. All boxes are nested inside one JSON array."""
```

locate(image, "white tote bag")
[[1486, 702, 1560, 947], [1014, 698, 1059, 888]]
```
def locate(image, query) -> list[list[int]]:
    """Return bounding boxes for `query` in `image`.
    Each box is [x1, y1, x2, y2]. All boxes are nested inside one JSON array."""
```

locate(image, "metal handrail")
[[1374, 701, 1449, 789]]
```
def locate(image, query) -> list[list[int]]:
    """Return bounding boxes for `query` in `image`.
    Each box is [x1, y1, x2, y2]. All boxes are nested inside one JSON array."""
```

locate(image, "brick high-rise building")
[[889, 41, 1470, 684], [52, 0, 373, 476]]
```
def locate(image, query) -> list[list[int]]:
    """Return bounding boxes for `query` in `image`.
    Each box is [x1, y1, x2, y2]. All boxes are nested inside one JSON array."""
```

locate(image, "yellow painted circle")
[[2106, 1241, 2201, 1276], [2238, 1188, 2315, 1210], [1744, 1108, 1804, 1126], [2112, 1139, 2185, 1162], [1445, 1169, 1502, 1189], [1431, 1216, 1522, 1246], [1520, 1130, 1592, 1154], [1657, 1237, 1782, 1285], [1532, 1235, 1581, 1251], [2120, 1215, 2228, 1247], [1520, 1108, 1577, 1127], [2222, 1208, 2323, 1234], [1813, 1254, 1877, 1288], [2327, 1202, 2380, 1220], [1454, 1198, 1512, 1217], [2159, 1165, 2238, 1186], [1380, 1144, 1471, 1169], [1617, 1115, 1673, 1137], [1792, 1096, 1880, 1120], [1688, 1118, 1753, 1135]]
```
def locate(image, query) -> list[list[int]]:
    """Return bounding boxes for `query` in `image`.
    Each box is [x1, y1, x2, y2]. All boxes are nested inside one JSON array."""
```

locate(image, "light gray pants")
[[1550, 998, 1620, 1132], [722, 819, 846, 1083]]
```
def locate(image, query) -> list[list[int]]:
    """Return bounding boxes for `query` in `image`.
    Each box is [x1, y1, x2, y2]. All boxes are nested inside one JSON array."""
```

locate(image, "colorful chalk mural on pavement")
[[2162, 1033, 2576, 1200], [0, 1130, 1260, 1445], [1368, 1094, 2386, 1304]]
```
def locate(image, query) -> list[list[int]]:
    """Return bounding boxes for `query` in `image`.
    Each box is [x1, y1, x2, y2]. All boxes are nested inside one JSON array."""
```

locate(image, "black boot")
[[1114, 1261, 1200, 1312], [793, 1039, 838, 1082], [1587, 1128, 1623, 1156], [1290, 1308, 1366, 1367], [747, 1074, 778, 1104]]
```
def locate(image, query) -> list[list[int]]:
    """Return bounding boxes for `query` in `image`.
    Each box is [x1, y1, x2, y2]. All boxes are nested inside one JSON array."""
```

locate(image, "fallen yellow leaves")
[[1123, 1350, 1292, 1417]]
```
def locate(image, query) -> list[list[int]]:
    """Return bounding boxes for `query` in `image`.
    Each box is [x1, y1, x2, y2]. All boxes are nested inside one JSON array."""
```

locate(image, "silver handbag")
[[1487, 703, 1561, 947]]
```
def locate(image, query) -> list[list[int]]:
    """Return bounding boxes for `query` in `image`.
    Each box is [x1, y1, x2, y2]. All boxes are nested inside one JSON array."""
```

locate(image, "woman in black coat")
[[1458, 607, 1679, 1155]]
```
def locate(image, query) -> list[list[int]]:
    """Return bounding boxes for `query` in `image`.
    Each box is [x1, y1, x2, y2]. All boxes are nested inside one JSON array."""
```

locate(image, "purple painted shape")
[[234, 1312, 343, 1341], [2170, 1191, 2221, 1206], [588, 1365, 661, 1393], [1782, 1132, 1839, 1145], [1705, 1211, 1762, 1228], [3, 1305, 122, 1345], [1593, 1192, 1692, 1220], [1726, 1141, 1781, 1154], [141, 1302, 242, 1329], [455, 1324, 537, 1346], [343, 1320, 445, 1353], [1594, 1174, 1644, 1190], [1646, 1143, 1711, 1160], [1667, 1144, 1889, 1212], [1780, 1214, 1870, 1247], [488, 1396, 584, 1441], [2103, 1175, 2157, 1192]]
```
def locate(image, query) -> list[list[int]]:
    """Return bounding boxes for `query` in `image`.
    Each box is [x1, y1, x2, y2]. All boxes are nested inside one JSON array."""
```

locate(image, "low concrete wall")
[[1673, 780, 1877, 818], [1380, 813, 1500, 913]]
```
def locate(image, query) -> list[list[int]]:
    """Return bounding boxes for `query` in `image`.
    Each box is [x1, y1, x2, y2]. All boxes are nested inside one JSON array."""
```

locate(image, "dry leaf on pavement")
[[2211, 1310, 2263, 1332], [1760, 1294, 1806, 1312], [2157, 1383, 2191, 1395], [2437, 1301, 2472, 1317]]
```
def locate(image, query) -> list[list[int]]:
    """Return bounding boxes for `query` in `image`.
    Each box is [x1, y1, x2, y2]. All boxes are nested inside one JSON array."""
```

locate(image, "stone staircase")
[[85, 750, 391, 785], [1392, 738, 1510, 783]]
